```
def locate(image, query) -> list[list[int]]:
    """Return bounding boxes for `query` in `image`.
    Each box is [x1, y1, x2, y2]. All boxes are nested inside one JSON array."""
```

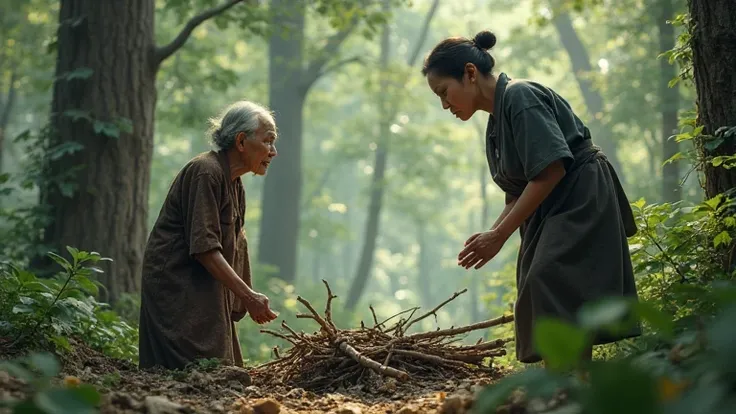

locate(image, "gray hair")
[[207, 100, 276, 151]]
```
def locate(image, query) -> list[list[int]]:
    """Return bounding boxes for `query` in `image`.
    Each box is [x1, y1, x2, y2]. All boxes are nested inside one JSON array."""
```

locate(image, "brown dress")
[[138, 150, 252, 370], [486, 73, 641, 363]]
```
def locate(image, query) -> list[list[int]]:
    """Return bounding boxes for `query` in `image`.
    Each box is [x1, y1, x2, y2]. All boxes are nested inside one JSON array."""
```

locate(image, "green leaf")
[[62, 109, 92, 122], [92, 121, 120, 138], [12, 304, 34, 314], [713, 231, 732, 248], [114, 117, 134, 134], [34, 388, 97, 414], [533, 318, 588, 372], [632, 198, 647, 210], [9, 399, 46, 413], [583, 360, 659, 414], [577, 297, 631, 331], [66, 246, 80, 259], [662, 152, 684, 166], [74, 277, 99, 296], [632, 302, 674, 339], [70, 384, 101, 406], [47, 252, 71, 271], [50, 335, 72, 352], [471, 367, 566, 413], [0, 361, 36, 383], [704, 137, 725, 151], [16, 269, 36, 284], [29, 353, 60, 378]]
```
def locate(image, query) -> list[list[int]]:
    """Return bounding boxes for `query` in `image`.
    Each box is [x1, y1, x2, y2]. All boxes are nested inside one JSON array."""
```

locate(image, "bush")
[[0, 247, 138, 362]]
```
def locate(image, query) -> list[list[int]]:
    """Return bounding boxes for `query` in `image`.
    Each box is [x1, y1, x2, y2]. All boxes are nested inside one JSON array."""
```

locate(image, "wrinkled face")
[[426, 66, 478, 121], [236, 121, 278, 175]]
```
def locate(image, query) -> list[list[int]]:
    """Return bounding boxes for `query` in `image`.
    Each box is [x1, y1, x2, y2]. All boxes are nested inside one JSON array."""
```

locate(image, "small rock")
[[252, 398, 281, 414], [144, 395, 185, 414], [244, 385, 262, 396], [226, 380, 244, 392], [216, 366, 252, 386], [439, 395, 465, 414], [210, 403, 225, 413], [396, 406, 419, 414], [109, 392, 138, 410], [187, 370, 210, 388], [334, 404, 363, 414]]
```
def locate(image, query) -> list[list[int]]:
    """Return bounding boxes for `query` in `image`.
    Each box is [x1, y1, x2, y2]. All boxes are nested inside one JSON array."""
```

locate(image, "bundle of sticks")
[[252, 281, 514, 391]]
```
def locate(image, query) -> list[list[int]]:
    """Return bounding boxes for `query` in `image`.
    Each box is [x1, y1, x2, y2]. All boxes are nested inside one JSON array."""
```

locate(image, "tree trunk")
[[689, 0, 736, 199], [345, 5, 390, 311], [552, 12, 626, 184], [416, 222, 433, 309], [0, 71, 18, 173], [40, 0, 243, 302], [345, 0, 440, 310], [41, 0, 156, 302], [259, 0, 306, 283], [259, 0, 355, 283], [659, 0, 681, 203]]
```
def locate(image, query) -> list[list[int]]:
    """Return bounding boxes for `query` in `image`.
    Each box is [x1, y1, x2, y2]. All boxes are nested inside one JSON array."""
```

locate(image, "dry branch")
[[253, 281, 514, 391], [403, 288, 467, 333], [337, 339, 409, 381]]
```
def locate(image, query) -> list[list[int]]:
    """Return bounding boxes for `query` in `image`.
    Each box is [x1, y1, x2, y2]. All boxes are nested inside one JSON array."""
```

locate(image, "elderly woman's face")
[[236, 122, 278, 175]]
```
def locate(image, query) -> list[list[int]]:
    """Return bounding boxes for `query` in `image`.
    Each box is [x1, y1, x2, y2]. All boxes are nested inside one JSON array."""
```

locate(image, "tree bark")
[[345, 0, 440, 310], [659, 0, 681, 203], [551, 12, 626, 184], [345, 14, 390, 309], [40, 0, 245, 303], [689, 0, 736, 199], [0, 71, 18, 173], [259, 0, 355, 283], [259, 0, 306, 283], [416, 222, 434, 309]]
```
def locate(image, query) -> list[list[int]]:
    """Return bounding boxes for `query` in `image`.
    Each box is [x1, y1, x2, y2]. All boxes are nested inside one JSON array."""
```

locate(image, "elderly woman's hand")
[[243, 291, 278, 324]]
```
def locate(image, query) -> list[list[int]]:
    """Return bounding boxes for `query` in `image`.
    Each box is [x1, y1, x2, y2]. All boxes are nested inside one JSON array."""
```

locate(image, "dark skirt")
[[513, 143, 641, 363]]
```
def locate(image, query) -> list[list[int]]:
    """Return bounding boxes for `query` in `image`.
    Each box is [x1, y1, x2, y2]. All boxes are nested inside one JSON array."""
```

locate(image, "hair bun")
[[473, 30, 497, 51]]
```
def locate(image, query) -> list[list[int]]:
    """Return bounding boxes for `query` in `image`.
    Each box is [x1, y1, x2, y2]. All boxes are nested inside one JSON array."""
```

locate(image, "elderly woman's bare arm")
[[194, 249, 277, 324]]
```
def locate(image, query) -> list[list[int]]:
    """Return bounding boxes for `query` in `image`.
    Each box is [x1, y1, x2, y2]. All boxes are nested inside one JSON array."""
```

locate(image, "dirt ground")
[[0, 340, 510, 414]]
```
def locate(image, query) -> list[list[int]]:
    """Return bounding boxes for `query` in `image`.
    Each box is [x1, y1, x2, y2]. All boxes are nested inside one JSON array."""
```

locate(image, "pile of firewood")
[[251, 281, 514, 391]]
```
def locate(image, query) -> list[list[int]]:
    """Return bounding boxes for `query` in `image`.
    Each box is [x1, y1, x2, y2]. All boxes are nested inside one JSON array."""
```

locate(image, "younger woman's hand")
[[458, 229, 508, 269]]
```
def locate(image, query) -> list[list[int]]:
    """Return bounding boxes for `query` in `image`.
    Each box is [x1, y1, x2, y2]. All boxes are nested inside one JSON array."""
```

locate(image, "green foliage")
[[0, 352, 100, 414], [473, 288, 736, 414], [0, 247, 138, 362]]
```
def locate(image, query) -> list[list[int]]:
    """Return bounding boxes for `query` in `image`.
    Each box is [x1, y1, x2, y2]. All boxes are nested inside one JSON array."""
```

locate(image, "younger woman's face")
[[426, 65, 478, 121]]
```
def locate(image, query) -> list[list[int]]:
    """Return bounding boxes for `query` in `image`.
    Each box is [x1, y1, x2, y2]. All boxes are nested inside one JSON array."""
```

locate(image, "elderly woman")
[[138, 100, 279, 370], [421, 31, 640, 365]]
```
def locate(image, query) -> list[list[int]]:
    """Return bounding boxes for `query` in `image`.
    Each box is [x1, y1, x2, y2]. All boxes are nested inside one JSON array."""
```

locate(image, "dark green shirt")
[[486, 72, 591, 197]]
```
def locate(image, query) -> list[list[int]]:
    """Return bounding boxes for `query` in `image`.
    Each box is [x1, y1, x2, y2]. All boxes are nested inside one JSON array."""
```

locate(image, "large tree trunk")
[[689, 0, 736, 199], [41, 0, 157, 302], [260, 0, 306, 283], [659, 0, 681, 203], [552, 12, 626, 184], [40, 0, 243, 302]]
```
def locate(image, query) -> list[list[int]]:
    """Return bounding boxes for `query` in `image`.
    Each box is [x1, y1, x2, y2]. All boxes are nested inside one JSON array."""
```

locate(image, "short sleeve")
[[508, 88, 574, 180], [185, 173, 224, 256]]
